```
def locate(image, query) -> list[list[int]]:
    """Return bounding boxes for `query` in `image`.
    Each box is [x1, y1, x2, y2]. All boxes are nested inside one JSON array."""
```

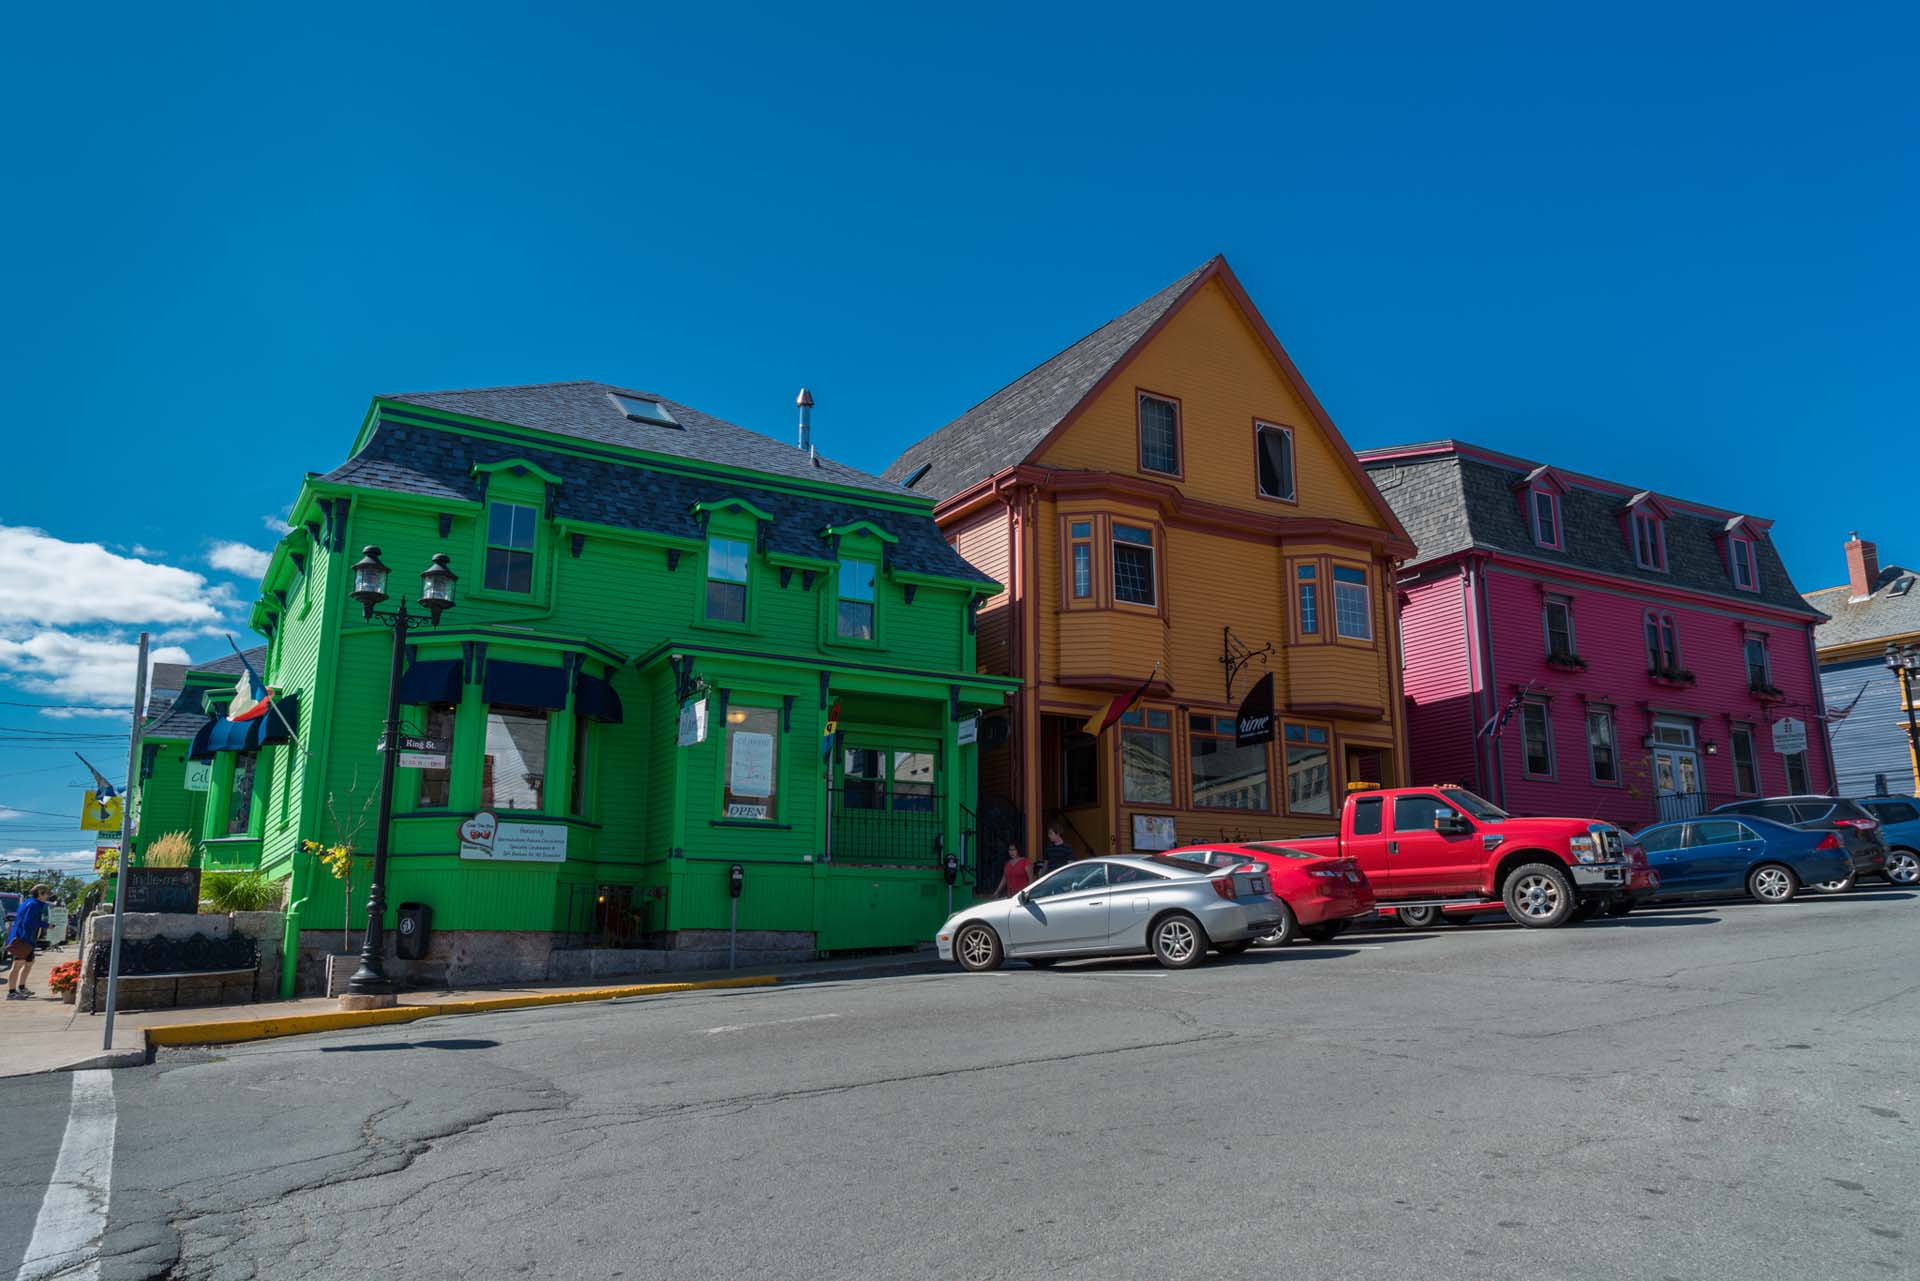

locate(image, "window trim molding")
[[1252, 419, 1298, 506], [1187, 709, 1276, 815], [826, 548, 884, 649], [1110, 519, 1160, 611], [1530, 487, 1563, 550], [1542, 594, 1576, 660], [1728, 534, 1760, 592], [1134, 388, 1185, 480], [1729, 722, 1762, 796], [1329, 558, 1377, 649], [1519, 699, 1556, 780], [1280, 720, 1336, 818], [1631, 509, 1669, 573], [1584, 706, 1619, 787], [716, 695, 788, 825]]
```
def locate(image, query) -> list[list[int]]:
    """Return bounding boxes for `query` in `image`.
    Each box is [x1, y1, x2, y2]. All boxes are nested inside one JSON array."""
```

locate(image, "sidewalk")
[[0, 949, 944, 1077]]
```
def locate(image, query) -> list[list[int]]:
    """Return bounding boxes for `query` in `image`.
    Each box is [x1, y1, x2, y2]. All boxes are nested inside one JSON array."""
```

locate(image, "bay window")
[[1189, 713, 1270, 811], [482, 706, 548, 811], [1284, 723, 1331, 815], [1296, 564, 1318, 635], [1112, 524, 1157, 607], [1333, 565, 1372, 640], [1119, 708, 1174, 805], [1069, 521, 1093, 600]]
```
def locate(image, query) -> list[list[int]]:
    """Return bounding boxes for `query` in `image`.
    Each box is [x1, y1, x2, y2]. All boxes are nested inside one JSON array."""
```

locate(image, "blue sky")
[[1, 2, 1913, 876]]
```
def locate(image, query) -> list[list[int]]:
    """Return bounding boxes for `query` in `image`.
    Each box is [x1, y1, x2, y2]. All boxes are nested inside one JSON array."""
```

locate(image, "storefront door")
[[1651, 720, 1703, 821]]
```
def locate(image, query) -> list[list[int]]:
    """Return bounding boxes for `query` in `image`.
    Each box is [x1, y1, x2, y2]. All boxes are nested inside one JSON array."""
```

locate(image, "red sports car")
[[1165, 842, 1376, 945]]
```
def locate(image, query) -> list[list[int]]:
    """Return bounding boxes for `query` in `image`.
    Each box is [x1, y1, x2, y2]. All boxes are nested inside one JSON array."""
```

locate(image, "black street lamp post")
[[345, 546, 457, 998], [1886, 643, 1920, 795]]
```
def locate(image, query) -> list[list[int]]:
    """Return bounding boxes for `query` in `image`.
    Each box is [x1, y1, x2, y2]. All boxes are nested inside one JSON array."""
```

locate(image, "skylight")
[[610, 394, 678, 427], [1892, 576, 1915, 598]]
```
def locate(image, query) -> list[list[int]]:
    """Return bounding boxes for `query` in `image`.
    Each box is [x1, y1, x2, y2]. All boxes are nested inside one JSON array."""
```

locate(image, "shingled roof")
[[880, 262, 1212, 502], [331, 391, 994, 587], [142, 647, 267, 740], [1806, 565, 1920, 650], [1361, 443, 1820, 617], [387, 381, 903, 497]]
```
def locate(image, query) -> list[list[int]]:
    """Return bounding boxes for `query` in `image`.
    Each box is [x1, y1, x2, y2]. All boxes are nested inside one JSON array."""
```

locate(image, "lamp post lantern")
[[1886, 643, 1920, 794], [344, 546, 457, 1002]]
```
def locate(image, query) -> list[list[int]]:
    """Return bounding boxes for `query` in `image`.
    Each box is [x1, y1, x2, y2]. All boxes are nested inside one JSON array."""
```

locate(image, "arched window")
[[1643, 610, 1681, 674]]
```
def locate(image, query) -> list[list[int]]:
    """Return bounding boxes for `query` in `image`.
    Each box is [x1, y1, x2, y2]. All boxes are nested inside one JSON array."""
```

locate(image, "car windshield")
[[1442, 789, 1509, 822], [1245, 843, 1321, 860]]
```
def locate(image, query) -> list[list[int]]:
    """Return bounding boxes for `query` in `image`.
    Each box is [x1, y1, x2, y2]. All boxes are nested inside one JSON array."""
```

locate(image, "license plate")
[[1250, 878, 1269, 894]]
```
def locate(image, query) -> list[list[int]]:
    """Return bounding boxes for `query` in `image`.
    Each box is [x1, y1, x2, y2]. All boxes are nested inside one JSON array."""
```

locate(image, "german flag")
[[1081, 666, 1160, 737]]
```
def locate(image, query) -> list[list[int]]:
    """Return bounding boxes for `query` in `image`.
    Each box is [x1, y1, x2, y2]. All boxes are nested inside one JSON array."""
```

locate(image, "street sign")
[[80, 792, 123, 831], [378, 733, 451, 769], [1771, 716, 1808, 756]]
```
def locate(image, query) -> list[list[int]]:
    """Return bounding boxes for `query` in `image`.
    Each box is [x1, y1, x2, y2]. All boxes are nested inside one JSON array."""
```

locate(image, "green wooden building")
[[224, 382, 1011, 993]]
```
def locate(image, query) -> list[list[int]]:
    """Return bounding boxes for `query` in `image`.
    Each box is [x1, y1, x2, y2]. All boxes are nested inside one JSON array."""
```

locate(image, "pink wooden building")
[[1359, 441, 1833, 829]]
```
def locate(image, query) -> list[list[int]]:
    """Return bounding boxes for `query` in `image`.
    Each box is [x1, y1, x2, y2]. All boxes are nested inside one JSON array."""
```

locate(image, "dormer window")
[[1729, 536, 1759, 591], [1530, 489, 1561, 549], [484, 502, 537, 593], [611, 394, 678, 427], [1632, 510, 1666, 572]]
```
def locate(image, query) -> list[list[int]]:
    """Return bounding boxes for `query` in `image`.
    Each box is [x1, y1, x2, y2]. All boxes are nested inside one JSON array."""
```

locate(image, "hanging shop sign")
[[1131, 814, 1178, 852], [1235, 673, 1276, 748], [183, 759, 212, 792], [1770, 716, 1807, 756], [80, 791, 123, 831], [456, 810, 568, 862], [677, 697, 709, 746], [378, 733, 451, 770], [957, 715, 979, 747]]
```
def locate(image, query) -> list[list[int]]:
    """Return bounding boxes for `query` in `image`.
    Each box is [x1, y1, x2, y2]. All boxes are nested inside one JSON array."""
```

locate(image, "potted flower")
[[48, 960, 81, 1004], [1546, 649, 1588, 672]]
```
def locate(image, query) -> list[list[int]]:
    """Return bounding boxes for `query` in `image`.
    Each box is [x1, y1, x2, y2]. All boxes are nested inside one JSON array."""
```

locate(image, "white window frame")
[[1332, 565, 1373, 641], [1730, 536, 1758, 591], [1531, 489, 1561, 548], [1632, 511, 1667, 572], [1254, 421, 1297, 502]]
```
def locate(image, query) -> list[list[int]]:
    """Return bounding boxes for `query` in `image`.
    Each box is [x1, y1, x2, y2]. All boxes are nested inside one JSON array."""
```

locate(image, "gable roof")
[[328, 396, 994, 587], [880, 257, 1413, 548], [881, 264, 1208, 502], [1360, 443, 1820, 617], [1806, 565, 1920, 651], [387, 381, 905, 498]]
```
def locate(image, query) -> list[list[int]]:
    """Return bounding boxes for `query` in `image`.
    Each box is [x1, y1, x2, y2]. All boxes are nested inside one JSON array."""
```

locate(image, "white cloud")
[[130, 544, 162, 558], [208, 541, 272, 579], [0, 808, 25, 821], [37, 705, 133, 721], [0, 525, 231, 626], [0, 632, 191, 706], [262, 512, 291, 535]]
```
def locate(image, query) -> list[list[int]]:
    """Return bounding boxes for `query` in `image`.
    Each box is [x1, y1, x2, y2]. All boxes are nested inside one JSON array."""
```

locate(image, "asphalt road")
[[3, 890, 1916, 1281]]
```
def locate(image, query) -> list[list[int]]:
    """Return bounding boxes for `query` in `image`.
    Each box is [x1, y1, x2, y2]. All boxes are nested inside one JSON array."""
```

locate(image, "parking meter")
[[727, 864, 744, 971], [940, 841, 958, 915]]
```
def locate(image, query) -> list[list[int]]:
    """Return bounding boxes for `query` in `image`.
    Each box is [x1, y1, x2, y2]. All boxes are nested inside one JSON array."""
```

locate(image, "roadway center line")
[[15, 1069, 116, 1281], [704, 1012, 844, 1036]]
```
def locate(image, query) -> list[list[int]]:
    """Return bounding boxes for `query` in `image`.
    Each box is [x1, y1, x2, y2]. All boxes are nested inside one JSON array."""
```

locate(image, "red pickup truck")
[[1290, 786, 1649, 928]]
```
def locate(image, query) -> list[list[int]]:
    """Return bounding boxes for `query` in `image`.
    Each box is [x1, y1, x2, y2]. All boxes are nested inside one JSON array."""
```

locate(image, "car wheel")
[[1254, 900, 1299, 946], [1151, 913, 1208, 969], [953, 923, 1004, 971], [1215, 940, 1253, 956], [1302, 920, 1348, 944], [1397, 904, 1443, 929], [1885, 849, 1920, 886], [1813, 872, 1857, 894], [1748, 863, 1798, 904], [1502, 862, 1576, 928]]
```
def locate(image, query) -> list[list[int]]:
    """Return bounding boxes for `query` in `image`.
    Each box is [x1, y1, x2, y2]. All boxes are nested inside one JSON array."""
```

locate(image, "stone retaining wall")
[[77, 909, 285, 1012]]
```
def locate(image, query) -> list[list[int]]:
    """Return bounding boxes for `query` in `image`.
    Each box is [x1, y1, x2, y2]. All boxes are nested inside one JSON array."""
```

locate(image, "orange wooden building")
[[884, 255, 1416, 862]]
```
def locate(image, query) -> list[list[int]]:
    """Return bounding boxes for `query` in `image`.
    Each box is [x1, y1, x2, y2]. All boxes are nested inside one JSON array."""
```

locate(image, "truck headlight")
[[1569, 834, 1601, 864]]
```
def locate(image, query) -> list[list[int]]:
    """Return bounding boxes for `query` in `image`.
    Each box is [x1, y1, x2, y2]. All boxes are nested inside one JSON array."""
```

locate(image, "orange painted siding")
[[950, 506, 1013, 676]]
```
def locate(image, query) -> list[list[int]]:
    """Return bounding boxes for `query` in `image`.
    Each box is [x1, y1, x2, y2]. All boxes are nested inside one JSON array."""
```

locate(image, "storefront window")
[[843, 748, 886, 809], [1190, 713, 1270, 811], [1284, 724, 1331, 815], [418, 704, 457, 808], [725, 705, 779, 820], [570, 716, 590, 816], [228, 752, 257, 834], [483, 706, 548, 811], [1120, 708, 1174, 805], [892, 750, 936, 812]]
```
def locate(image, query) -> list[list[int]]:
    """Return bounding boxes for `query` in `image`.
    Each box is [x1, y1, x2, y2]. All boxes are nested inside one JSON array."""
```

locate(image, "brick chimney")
[[1846, 531, 1879, 600]]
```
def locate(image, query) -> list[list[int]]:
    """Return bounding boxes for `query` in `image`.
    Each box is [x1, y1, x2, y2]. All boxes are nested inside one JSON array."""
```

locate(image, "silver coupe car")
[[937, 855, 1283, 971]]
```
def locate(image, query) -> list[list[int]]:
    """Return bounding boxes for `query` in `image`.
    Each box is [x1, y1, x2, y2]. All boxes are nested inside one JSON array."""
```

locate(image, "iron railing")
[[553, 881, 665, 950], [827, 787, 945, 866]]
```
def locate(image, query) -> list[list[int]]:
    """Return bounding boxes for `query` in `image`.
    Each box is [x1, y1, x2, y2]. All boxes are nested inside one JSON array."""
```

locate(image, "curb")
[[141, 974, 781, 1051]]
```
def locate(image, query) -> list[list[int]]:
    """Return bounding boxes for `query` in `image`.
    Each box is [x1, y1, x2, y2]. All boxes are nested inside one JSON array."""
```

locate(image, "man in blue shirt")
[[7, 884, 50, 999]]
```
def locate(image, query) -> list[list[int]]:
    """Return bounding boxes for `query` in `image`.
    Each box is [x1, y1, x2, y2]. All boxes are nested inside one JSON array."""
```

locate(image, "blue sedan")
[[1630, 815, 1853, 903]]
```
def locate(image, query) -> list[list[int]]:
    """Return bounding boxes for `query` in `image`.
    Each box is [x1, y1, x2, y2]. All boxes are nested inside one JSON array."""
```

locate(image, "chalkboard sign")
[[121, 868, 202, 915]]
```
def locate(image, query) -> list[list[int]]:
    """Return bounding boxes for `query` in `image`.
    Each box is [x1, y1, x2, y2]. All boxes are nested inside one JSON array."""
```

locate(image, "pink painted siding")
[[1399, 569, 1481, 790], [1478, 562, 1829, 829]]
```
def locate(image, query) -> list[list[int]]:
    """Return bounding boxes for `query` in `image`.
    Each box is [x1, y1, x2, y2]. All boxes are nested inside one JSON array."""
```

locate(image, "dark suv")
[[1712, 796, 1890, 888], [1853, 797, 1920, 885]]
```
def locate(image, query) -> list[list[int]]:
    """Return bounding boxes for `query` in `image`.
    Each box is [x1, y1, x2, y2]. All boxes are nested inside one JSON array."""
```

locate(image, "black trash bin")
[[396, 902, 432, 960]]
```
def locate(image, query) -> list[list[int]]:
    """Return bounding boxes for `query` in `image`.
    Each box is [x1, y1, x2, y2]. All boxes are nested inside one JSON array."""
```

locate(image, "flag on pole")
[[822, 701, 842, 762], [1477, 683, 1537, 739], [1081, 666, 1161, 738], [74, 753, 118, 800]]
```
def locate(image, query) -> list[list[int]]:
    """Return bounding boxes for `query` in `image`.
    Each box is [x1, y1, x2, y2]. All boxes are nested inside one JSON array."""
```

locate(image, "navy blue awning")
[[187, 694, 301, 760], [574, 673, 624, 723], [482, 660, 568, 711], [397, 659, 463, 705]]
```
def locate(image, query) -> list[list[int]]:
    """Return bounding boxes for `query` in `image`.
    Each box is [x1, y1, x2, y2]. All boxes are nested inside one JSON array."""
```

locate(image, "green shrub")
[[200, 871, 285, 914]]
